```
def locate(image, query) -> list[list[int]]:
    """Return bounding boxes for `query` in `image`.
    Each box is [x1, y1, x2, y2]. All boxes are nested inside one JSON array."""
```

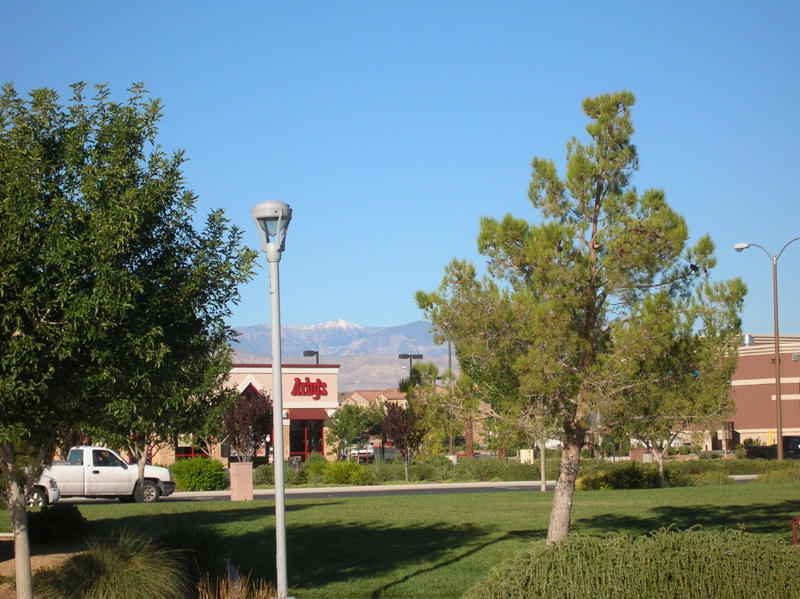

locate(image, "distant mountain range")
[[232, 320, 455, 392]]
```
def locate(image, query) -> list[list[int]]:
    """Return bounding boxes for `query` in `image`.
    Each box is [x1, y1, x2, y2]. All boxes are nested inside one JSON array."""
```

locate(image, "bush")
[[252, 464, 272, 486], [34, 528, 190, 599], [577, 461, 661, 490], [249, 462, 302, 486], [464, 528, 800, 599], [367, 459, 406, 483], [452, 457, 507, 481], [170, 457, 229, 492], [27, 504, 88, 545], [409, 455, 454, 482], [322, 461, 375, 485], [300, 453, 329, 485]]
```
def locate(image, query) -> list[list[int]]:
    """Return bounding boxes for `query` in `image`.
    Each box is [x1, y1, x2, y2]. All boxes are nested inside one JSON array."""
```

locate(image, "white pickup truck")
[[45, 446, 175, 503]]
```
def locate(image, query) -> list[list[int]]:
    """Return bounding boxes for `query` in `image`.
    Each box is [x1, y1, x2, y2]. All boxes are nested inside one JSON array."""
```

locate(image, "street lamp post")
[[303, 350, 320, 364], [735, 237, 800, 460], [252, 200, 292, 598], [398, 353, 423, 372]]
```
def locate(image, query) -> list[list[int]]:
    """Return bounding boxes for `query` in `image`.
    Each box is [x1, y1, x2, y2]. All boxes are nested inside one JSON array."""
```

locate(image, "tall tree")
[[0, 81, 255, 597], [419, 91, 745, 543]]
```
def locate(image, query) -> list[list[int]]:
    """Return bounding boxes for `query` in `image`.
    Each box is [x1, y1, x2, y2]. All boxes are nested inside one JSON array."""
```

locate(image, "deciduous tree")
[[0, 81, 255, 597]]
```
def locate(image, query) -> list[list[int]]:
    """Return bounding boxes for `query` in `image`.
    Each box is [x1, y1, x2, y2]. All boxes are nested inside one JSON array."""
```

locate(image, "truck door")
[[53, 449, 89, 495], [85, 449, 133, 495]]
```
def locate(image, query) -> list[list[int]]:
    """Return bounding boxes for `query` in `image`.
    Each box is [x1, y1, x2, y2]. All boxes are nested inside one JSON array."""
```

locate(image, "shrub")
[[252, 464, 272, 486], [27, 504, 88, 545], [577, 461, 661, 490], [322, 460, 375, 485], [34, 529, 190, 599], [300, 453, 329, 485], [250, 462, 302, 486], [367, 459, 406, 483], [464, 528, 800, 599], [409, 455, 454, 482], [452, 457, 506, 481], [170, 457, 229, 491], [155, 524, 228, 588]]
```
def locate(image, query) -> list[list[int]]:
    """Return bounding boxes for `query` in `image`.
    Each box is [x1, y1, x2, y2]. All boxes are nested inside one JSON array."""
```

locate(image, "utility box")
[[519, 449, 535, 464], [230, 462, 253, 502]]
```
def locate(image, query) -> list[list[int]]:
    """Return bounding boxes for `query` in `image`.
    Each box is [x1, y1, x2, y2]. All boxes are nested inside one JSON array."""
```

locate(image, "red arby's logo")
[[290, 377, 328, 400]]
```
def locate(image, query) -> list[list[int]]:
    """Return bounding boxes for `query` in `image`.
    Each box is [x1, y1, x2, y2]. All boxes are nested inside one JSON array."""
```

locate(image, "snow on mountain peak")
[[315, 319, 362, 330]]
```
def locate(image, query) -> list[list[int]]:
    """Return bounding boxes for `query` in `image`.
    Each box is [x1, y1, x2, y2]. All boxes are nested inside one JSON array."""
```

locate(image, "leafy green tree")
[[325, 404, 384, 460], [0, 81, 255, 596], [419, 91, 745, 542]]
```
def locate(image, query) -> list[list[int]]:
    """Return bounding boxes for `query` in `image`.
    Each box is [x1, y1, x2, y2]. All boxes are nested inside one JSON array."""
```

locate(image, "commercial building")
[[226, 362, 340, 462], [728, 335, 800, 446]]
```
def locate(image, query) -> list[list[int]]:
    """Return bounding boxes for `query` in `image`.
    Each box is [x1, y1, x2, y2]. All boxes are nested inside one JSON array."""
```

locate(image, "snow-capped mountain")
[[233, 320, 445, 359], [232, 320, 455, 391]]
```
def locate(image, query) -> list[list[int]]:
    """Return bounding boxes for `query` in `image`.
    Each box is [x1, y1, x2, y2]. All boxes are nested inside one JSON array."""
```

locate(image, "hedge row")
[[168, 454, 800, 491], [464, 528, 800, 599]]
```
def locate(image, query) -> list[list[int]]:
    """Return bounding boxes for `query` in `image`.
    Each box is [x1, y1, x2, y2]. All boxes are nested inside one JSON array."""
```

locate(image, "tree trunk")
[[538, 439, 547, 492], [0, 444, 33, 599], [547, 438, 582, 543], [495, 445, 507, 461], [464, 416, 474, 457]]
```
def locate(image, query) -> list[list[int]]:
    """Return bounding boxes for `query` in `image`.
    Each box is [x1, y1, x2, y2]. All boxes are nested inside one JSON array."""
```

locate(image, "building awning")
[[289, 408, 330, 420]]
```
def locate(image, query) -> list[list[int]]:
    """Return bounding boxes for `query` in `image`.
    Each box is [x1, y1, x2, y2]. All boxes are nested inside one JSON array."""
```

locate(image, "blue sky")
[[3, 2, 799, 335]]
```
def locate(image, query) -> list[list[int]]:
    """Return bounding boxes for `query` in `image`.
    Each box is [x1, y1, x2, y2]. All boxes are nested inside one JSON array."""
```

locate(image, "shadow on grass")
[[575, 499, 800, 537]]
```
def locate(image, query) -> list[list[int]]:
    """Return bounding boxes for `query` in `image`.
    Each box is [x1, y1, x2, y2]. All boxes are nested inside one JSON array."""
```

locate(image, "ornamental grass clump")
[[34, 529, 190, 599], [464, 528, 800, 599], [322, 460, 376, 485]]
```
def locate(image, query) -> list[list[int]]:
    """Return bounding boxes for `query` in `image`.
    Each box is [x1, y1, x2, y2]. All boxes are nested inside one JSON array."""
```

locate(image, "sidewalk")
[[171, 479, 555, 500]]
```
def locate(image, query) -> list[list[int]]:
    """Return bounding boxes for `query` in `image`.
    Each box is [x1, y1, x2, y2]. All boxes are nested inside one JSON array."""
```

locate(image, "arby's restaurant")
[[227, 362, 340, 462]]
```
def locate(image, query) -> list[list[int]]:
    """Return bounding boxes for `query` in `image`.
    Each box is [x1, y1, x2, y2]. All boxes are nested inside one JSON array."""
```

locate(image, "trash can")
[[289, 455, 302, 470]]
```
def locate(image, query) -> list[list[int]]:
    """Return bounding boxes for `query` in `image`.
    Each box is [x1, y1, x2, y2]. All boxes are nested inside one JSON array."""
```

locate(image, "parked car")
[[745, 436, 800, 459], [26, 474, 60, 507]]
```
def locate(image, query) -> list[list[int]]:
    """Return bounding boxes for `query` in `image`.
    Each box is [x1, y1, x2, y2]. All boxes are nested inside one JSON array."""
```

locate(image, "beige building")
[[226, 362, 340, 462]]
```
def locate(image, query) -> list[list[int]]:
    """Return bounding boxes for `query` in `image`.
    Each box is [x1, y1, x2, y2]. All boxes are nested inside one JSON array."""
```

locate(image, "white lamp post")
[[252, 200, 292, 598], [735, 238, 800, 461]]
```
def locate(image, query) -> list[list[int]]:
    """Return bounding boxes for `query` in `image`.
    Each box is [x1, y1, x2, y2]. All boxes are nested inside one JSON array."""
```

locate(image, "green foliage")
[[170, 458, 229, 492], [367, 459, 407, 483], [452, 457, 510, 482], [249, 462, 302, 486], [27, 504, 88, 545], [418, 90, 746, 541], [755, 460, 800, 484], [299, 453, 329, 485], [577, 461, 661, 491], [464, 528, 800, 599], [34, 528, 190, 599], [321, 461, 376, 486], [325, 404, 383, 460], [155, 524, 228, 591], [252, 464, 272, 486]]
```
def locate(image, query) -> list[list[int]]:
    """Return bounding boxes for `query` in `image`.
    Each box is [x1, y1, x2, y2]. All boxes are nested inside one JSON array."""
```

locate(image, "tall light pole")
[[398, 353, 423, 372], [735, 237, 800, 460], [252, 200, 292, 598]]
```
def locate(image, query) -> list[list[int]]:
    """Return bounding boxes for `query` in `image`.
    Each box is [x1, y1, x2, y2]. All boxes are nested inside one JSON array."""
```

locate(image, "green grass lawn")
[[7, 483, 800, 598]]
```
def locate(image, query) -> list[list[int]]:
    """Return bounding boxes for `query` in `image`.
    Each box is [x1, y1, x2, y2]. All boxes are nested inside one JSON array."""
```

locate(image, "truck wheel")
[[137, 480, 160, 503], [25, 488, 48, 508]]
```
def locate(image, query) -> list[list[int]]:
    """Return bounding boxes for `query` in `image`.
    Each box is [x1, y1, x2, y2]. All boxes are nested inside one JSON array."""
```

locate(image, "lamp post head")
[[252, 201, 292, 254], [734, 243, 750, 253]]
